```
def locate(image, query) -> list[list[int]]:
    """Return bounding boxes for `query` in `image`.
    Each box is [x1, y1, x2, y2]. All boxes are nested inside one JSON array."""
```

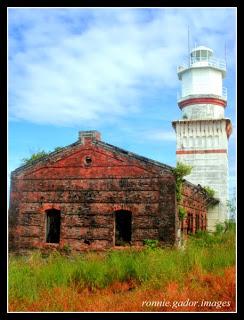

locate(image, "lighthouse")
[[172, 46, 232, 231]]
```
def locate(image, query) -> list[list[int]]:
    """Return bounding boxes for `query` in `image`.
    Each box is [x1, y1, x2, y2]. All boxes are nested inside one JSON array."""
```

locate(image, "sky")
[[8, 7, 237, 200]]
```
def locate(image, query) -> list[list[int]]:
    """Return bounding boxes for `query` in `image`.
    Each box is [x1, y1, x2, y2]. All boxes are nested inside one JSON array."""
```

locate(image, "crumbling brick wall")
[[9, 133, 177, 251], [9, 132, 209, 251], [180, 182, 208, 235]]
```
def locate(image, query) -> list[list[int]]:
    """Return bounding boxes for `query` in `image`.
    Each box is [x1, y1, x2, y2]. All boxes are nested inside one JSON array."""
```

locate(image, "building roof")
[[94, 139, 174, 172], [10, 133, 218, 203], [11, 136, 174, 175], [190, 46, 213, 53]]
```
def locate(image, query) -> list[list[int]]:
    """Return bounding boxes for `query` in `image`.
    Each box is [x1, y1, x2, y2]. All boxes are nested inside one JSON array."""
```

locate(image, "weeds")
[[143, 239, 159, 249], [9, 226, 236, 311]]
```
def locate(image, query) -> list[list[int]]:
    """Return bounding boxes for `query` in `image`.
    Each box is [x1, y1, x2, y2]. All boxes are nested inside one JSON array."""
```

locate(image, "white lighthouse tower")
[[172, 46, 232, 231]]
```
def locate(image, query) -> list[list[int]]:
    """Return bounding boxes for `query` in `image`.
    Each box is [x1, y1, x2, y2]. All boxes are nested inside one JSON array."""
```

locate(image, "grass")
[[8, 223, 236, 311]]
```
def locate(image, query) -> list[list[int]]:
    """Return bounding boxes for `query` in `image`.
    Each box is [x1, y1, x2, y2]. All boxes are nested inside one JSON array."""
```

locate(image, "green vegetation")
[[227, 190, 236, 221], [171, 162, 192, 222], [202, 186, 215, 198], [215, 223, 225, 234], [9, 223, 235, 303], [54, 147, 63, 152], [178, 206, 187, 221], [21, 147, 63, 165], [22, 150, 49, 165], [214, 220, 236, 235], [171, 161, 192, 203], [143, 239, 159, 249]]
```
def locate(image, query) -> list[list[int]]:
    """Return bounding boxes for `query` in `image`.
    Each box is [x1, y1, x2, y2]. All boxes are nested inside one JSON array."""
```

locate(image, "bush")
[[172, 162, 192, 178], [171, 162, 192, 202], [202, 186, 215, 198], [21, 146, 63, 165], [143, 239, 159, 249], [215, 223, 225, 234], [59, 244, 72, 255], [178, 206, 186, 221], [225, 220, 236, 232], [22, 151, 49, 165]]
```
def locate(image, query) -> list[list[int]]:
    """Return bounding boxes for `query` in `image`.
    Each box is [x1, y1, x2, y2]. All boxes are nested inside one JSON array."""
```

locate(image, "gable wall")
[[9, 143, 177, 250]]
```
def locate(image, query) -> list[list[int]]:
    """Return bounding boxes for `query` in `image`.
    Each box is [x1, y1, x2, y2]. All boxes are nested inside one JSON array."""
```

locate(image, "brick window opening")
[[202, 214, 206, 230], [196, 214, 200, 232], [115, 210, 132, 246], [46, 209, 61, 243], [187, 213, 193, 234]]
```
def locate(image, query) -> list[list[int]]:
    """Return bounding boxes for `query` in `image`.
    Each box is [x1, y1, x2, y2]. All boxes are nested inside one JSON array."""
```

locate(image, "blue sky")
[[8, 8, 236, 199]]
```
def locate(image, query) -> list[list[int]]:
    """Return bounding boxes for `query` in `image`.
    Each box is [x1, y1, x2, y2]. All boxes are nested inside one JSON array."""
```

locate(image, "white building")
[[172, 46, 232, 231]]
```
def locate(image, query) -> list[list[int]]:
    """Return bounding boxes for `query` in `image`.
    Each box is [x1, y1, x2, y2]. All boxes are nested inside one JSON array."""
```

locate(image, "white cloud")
[[8, 8, 236, 126], [143, 129, 176, 142]]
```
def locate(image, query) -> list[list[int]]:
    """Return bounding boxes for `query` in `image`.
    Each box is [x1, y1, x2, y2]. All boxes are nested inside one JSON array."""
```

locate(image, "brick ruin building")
[[9, 131, 216, 251]]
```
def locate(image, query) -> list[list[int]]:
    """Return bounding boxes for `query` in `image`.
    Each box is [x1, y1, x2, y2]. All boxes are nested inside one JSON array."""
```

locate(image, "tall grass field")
[[8, 222, 236, 312]]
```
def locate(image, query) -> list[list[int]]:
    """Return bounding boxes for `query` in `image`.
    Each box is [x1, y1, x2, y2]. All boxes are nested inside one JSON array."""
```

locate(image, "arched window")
[[187, 213, 193, 234], [114, 210, 132, 246], [196, 214, 200, 232], [201, 214, 205, 230], [46, 209, 61, 243]]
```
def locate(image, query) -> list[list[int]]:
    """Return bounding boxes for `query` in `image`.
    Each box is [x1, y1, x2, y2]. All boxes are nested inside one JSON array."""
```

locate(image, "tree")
[[22, 150, 49, 165], [171, 161, 192, 203], [21, 146, 63, 165]]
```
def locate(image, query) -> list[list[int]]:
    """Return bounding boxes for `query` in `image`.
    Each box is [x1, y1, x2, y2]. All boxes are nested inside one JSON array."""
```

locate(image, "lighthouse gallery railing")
[[177, 57, 226, 73]]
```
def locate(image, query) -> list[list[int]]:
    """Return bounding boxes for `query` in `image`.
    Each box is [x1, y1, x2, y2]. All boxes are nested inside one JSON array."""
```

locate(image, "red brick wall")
[[9, 141, 177, 250], [180, 184, 207, 235]]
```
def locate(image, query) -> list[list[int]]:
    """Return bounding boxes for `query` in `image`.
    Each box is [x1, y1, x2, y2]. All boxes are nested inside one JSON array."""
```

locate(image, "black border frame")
[[1, 1, 240, 319]]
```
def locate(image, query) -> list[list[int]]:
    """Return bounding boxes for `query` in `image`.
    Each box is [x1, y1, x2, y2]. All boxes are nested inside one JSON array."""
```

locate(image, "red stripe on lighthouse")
[[178, 97, 227, 109], [176, 149, 227, 155]]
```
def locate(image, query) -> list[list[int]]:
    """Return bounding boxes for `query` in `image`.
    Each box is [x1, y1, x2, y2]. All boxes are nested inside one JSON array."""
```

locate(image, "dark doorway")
[[196, 214, 200, 232], [115, 210, 132, 246], [187, 213, 193, 234], [46, 209, 61, 243]]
